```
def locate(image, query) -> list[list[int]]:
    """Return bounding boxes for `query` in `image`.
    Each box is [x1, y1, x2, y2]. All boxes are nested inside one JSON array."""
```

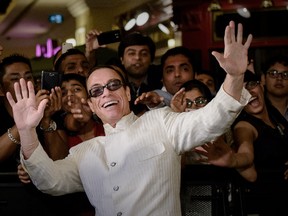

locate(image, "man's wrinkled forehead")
[[87, 68, 120, 86]]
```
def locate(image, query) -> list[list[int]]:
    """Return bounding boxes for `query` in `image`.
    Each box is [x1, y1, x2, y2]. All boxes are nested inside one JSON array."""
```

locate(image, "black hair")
[[195, 69, 219, 92], [61, 73, 87, 90], [87, 65, 128, 86], [118, 32, 156, 61], [161, 46, 195, 74], [244, 70, 260, 82], [180, 79, 213, 102], [195, 69, 216, 80], [0, 53, 32, 84], [54, 48, 86, 72], [261, 54, 288, 74]]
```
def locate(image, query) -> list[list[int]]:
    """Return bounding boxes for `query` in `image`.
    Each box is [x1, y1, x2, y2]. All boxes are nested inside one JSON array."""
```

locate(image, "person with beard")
[[134, 46, 196, 109], [117, 32, 162, 115]]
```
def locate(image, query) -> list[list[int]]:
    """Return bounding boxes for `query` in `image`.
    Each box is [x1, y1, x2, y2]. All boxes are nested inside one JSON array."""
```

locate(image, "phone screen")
[[41, 71, 62, 91]]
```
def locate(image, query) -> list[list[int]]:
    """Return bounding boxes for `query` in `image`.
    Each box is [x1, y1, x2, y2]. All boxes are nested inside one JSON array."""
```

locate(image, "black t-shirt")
[[129, 64, 162, 115], [0, 97, 20, 172]]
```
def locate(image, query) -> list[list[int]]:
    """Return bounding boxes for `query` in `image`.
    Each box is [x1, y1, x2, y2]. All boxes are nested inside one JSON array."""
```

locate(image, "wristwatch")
[[40, 120, 57, 132]]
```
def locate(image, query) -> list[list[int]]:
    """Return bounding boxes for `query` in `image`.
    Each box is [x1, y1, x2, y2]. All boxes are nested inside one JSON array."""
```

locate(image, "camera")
[[97, 29, 121, 45], [40, 71, 62, 91]]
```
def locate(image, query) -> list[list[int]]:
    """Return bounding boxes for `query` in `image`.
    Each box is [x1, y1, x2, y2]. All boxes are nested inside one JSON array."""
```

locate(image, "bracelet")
[[7, 128, 21, 145]]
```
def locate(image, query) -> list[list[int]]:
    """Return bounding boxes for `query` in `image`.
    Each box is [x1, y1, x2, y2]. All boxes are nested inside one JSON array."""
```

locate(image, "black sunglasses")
[[89, 79, 123, 97], [245, 81, 260, 90], [186, 96, 208, 108]]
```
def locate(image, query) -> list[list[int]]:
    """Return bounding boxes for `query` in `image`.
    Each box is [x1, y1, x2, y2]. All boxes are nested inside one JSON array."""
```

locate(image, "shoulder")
[[233, 119, 258, 141]]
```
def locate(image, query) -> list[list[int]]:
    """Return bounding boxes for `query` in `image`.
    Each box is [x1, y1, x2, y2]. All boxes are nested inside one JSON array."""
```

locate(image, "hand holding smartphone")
[[97, 30, 121, 45]]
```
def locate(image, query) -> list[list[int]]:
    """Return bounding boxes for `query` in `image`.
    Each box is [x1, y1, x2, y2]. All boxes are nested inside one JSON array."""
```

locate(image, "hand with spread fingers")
[[6, 79, 47, 158], [211, 21, 253, 101], [212, 21, 253, 78], [7, 79, 47, 131]]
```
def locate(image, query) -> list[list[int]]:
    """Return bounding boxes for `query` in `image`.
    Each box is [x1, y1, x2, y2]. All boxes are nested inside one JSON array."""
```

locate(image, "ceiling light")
[[48, 14, 64, 24], [124, 18, 136, 31], [236, 7, 251, 18], [168, 39, 176, 48], [261, 0, 273, 8], [136, 12, 149, 26], [158, 23, 170, 35], [66, 38, 76, 47], [208, 0, 221, 11]]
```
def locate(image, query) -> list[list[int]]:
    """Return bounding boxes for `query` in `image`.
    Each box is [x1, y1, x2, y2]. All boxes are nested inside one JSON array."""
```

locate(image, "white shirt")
[[22, 86, 251, 216]]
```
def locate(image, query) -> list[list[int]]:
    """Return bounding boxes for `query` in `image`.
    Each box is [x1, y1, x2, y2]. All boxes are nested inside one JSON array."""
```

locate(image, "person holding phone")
[[0, 54, 65, 172], [0, 54, 35, 172], [53, 48, 90, 78], [8, 21, 252, 215]]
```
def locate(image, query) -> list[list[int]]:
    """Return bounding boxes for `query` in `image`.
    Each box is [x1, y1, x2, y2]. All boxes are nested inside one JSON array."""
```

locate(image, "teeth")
[[103, 100, 118, 108], [249, 96, 257, 103]]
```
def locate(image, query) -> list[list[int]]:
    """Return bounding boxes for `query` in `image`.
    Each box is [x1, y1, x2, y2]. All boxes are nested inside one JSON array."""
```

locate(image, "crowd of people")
[[0, 20, 288, 216]]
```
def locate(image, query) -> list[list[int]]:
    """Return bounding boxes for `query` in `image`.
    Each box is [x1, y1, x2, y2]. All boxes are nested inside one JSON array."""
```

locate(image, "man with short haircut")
[[261, 54, 288, 121], [135, 46, 195, 108], [118, 32, 162, 115], [0, 54, 35, 172], [54, 48, 90, 77], [8, 21, 252, 215]]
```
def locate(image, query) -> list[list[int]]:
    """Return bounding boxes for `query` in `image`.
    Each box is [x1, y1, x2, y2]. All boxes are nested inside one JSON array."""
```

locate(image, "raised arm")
[[212, 21, 253, 101], [85, 28, 106, 67], [6, 79, 47, 159]]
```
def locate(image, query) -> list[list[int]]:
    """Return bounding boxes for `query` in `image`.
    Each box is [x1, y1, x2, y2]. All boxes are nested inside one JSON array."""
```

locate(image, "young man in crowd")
[[261, 54, 288, 121], [135, 46, 195, 108], [117, 32, 162, 115]]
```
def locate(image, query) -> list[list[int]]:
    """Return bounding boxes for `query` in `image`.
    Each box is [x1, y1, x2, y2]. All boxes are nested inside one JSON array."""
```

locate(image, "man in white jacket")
[[7, 21, 252, 216]]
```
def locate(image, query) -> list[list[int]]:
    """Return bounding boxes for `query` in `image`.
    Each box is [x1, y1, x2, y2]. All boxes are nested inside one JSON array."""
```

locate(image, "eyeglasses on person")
[[245, 81, 260, 90], [186, 96, 208, 108], [89, 79, 123, 97], [267, 70, 288, 80]]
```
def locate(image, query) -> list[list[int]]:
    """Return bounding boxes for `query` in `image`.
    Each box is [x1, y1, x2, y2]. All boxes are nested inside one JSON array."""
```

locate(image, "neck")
[[78, 120, 95, 141], [252, 106, 274, 127], [129, 78, 144, 88], [267, 94, 288, 116]]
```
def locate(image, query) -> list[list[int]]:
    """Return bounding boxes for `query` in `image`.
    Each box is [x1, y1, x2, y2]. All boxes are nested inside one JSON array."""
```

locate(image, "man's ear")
[[126, 86, 131, 102], [87, 98, 95, 113], [261, 73, 266, 85]]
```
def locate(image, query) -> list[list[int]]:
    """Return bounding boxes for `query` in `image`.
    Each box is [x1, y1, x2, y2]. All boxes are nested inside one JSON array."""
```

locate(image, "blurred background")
[[0, 0, 288, 74]]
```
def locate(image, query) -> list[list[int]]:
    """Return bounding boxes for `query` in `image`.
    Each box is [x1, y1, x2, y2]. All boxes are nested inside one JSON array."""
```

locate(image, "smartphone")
[[97, 29, 121, 45], [41, 71, 62, 91], [62, 42, 73, 53]]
